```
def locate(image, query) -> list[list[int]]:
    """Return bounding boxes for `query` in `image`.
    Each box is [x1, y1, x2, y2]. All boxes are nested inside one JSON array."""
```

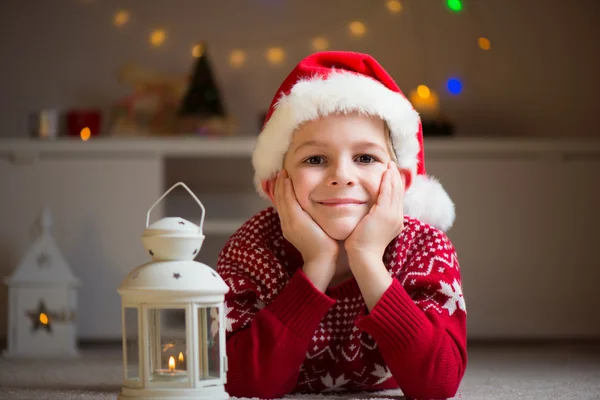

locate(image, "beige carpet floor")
[[0, 343, 599, 400]]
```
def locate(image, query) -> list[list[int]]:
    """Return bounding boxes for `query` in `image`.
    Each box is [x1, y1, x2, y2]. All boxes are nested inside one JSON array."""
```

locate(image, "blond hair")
[[384, 122, 398, 162]]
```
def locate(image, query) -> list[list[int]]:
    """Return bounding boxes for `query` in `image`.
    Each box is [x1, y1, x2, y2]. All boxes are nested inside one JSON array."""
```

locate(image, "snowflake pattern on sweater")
[[217, 208, 467, 399]]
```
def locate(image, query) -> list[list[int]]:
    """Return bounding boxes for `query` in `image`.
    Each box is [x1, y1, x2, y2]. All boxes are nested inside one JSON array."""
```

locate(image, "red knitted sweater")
[[216, 208, 467, 399]]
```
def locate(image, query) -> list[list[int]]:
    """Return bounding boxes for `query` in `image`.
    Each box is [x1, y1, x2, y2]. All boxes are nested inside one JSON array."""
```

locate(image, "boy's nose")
[[327, 163, 356, 186], [329, 179, 355, 186]]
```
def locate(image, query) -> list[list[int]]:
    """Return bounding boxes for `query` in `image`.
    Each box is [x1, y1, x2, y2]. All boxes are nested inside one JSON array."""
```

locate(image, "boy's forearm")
[[226, 269, 335, 398], [302, 257, 336, 292], [347, 252, 393, 311]]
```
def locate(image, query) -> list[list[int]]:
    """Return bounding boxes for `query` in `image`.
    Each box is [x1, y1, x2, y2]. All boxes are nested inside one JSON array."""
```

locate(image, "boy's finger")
[[390, 161, 400, 206], [275, 171, 286, 213], [284, 178, 296, 210], [378, 169, 391, 206]]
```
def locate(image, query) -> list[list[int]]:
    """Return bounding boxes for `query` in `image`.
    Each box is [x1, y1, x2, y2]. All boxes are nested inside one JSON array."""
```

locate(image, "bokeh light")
[[386, 0, 402, 13], [150, 29, 166, 47], [447, 78, 462, 95], [417, 85, 431, 99], [312, 37, 329, 51], [192, 43, 205, 58], [447, 0, 462, 12], [349, 21, 366, 37], [114, 10, 129, 27], [478, 37, 491, 50], [229, 50, 247, 68], [266, 47, 285, 65]]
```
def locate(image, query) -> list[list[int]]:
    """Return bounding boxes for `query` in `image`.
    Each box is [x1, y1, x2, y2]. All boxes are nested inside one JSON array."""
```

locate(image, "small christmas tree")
[[178, 42, 232, 136]]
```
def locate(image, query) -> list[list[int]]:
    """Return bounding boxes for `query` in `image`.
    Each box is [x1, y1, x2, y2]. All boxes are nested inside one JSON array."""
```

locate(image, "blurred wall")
[[0, 0, 599, 138]]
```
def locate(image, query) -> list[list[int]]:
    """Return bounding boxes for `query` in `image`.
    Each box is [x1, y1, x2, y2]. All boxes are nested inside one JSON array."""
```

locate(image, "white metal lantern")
[[2, 207, 81, 359], [117, 182, 230, 400]]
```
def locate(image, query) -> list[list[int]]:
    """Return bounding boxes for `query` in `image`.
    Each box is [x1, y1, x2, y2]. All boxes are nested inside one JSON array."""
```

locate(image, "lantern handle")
[[146, 182, 205, 234]]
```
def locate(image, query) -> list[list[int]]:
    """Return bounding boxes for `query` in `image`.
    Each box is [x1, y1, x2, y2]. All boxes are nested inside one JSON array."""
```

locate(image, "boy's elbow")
[[405, 383, 460, 400], [404, 359, 465, 400]]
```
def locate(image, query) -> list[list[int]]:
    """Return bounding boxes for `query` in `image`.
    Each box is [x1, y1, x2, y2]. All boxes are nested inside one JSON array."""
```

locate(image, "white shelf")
[[0, 137, 257, 159], [2, 137, 600, 160]]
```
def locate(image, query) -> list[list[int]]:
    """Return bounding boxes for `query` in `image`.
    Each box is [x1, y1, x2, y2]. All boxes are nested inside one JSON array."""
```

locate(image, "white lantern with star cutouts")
[[117, 182, 229, 400], [2, 207, 81, 359]]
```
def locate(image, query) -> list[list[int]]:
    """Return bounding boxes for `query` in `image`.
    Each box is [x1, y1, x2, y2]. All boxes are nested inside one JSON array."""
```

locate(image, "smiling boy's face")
[[281, 113, 395, 241]]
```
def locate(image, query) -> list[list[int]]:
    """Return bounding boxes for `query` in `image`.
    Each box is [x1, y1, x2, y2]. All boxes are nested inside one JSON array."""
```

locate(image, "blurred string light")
[[101, 1, 487, 98], [150, 29, 166, 47], [417, 85, 431, 99], [114, 10, 129, 27], [312, 37, 329, 51], [478, 37, 491, 50], [447, 78, 462, 94], [192, 43, 205, 58], [447, 0, 462, 12], [349, 21, 366, 37], [386, 0, 402, 13], [409, 86, 440, 119], [266, 47, 285, 65], [229, 49, 247, 68]]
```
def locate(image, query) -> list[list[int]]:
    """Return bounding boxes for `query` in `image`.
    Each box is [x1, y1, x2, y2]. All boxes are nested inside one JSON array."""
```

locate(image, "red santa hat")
[[252, 51, 455, 232]]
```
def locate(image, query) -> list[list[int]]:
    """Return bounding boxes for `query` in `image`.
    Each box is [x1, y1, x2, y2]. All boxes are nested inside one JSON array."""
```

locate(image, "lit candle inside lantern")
[[178, 352, 184, 363], [152, 354, 187, 382], [39, 313, 49, 325]]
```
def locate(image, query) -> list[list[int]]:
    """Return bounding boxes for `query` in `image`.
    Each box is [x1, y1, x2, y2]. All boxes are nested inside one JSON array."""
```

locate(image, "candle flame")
[[80, 127, 91, 141], [168, 356, 175, 372], [39, 313, 49, 325], [178, 352, 184, 362]]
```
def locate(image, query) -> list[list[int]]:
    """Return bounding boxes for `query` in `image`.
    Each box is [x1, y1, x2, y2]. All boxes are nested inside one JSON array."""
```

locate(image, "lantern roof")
[[145, 217, 201, 236], [4, 207, 81, 287], [118, 259, 229, 299]]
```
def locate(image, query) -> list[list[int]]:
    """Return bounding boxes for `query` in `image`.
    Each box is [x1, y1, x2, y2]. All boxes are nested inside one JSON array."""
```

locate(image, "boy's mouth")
[[317, 198, 365, 206]]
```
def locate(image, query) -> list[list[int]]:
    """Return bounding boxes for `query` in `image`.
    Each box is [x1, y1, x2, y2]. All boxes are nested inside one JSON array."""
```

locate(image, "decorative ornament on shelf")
[[2, 207, 81, 359], [177, 42, 235, 137], [66, 109, 102, 140], [117, 182, 230, 400], [110, 63, 188, 137], [29, 110, 60, 139]]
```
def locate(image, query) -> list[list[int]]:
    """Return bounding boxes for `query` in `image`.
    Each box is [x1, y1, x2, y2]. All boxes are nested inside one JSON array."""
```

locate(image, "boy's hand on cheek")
[[345, 161, 405, 261], [274, 170, 339, 290]]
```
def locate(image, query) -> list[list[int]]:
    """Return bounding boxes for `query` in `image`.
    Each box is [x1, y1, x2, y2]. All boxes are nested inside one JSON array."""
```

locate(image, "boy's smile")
[[317, 198, 366, 205], [283, 112, 394, 241]]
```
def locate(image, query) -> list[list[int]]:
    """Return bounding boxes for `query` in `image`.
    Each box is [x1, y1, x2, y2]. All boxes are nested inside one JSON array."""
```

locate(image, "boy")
[[217, 51, 466, 399]]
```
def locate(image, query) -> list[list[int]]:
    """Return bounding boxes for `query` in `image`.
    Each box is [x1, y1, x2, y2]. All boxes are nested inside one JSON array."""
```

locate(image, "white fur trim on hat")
[[404, 174, 456, 232]]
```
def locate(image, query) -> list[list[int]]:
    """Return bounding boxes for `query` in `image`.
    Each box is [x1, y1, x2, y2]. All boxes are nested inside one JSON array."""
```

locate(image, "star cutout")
[[173, 273, 181, 279], [36, 253, 52, 268], [26, 300, 53, 333]]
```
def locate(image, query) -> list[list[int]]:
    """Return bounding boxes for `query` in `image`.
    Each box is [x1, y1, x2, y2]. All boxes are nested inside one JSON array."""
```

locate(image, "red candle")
[[66, 110, 102, 140]]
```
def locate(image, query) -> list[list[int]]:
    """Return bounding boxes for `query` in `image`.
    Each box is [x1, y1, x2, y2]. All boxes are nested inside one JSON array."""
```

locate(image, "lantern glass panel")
[[124, 307, 140, 383], [198, 306, 220, 380], [147, 308, 189, 383]]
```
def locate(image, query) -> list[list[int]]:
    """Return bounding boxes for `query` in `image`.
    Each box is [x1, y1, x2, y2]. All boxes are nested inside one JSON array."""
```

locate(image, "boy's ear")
[[261, 178, 276, 205], [398, 167, 413, 192]]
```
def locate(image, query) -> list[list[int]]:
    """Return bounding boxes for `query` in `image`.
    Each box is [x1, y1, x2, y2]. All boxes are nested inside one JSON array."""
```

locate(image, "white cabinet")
[[1, 137, 599, 340], [0, 153, 163, 339]]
